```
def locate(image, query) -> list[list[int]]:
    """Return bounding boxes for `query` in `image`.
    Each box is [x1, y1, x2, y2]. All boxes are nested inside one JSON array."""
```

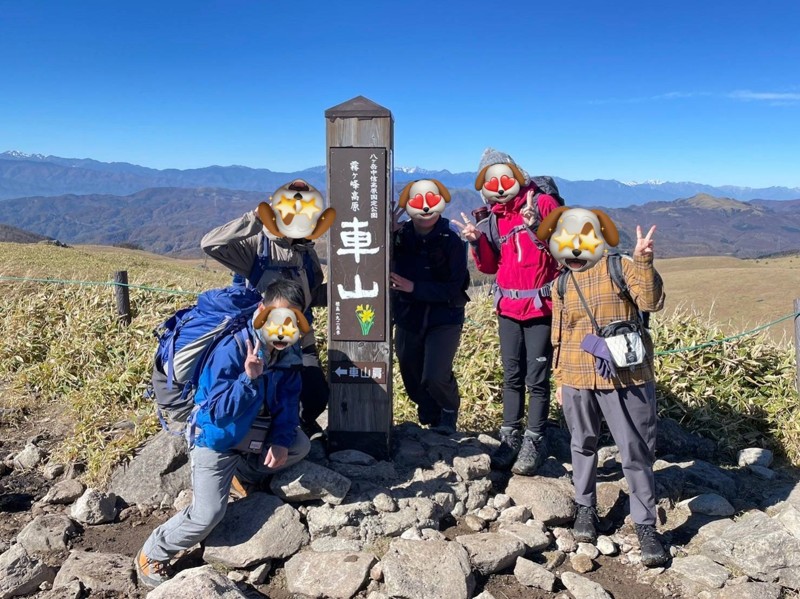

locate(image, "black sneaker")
[[433, 409, 458, 435], [635, 523, 669, 567], [491, 428, 522, 470], [573, 504, 598, 543], [301, 420, 325, 440], [511, 433, 546, 476]]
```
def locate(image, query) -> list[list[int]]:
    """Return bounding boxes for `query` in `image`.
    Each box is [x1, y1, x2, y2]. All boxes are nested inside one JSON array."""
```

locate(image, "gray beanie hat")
[[477, 147, 530, 182]]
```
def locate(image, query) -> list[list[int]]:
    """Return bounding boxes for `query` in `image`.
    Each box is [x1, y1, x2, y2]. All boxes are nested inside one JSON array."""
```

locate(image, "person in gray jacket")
[[201, 178, 336, 438]]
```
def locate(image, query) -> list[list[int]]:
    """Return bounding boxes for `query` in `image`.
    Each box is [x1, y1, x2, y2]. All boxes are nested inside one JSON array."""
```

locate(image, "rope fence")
[[2, 273, 799, 357]]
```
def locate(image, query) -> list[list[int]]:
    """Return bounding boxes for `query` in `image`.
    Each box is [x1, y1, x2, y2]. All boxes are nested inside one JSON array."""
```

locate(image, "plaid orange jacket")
[[551, 254, 665, 389]]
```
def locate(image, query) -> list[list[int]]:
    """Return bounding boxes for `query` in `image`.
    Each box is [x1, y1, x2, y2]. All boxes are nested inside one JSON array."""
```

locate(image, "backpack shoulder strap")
[[556, 269, 569, 302], [607, 253, 633, 304], [607, 253, 650, 327]]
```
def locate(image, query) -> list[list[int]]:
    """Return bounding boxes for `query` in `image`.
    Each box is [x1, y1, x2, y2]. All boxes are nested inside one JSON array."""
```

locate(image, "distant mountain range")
[[2, 150, 799, 206], [1, 151, 798, 259]]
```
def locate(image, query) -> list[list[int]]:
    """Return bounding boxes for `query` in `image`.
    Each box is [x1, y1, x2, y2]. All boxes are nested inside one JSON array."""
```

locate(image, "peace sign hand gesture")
[[244, 338, 265, 381], [634, 225, 656, 257], [452, 212, 481, 243], [520, 189, 538, 227]]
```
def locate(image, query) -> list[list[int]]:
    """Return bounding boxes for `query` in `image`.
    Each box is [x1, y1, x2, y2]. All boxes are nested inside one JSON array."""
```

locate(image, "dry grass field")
[[657, 254, 800, 345]]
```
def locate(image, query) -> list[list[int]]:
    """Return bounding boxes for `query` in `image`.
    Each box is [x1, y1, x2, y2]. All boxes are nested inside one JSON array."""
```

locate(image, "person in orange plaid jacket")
[[536, 207, 669, 568]]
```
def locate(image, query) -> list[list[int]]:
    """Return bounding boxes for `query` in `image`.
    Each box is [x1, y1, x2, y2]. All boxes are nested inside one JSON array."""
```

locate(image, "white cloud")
[[728, 90, 800, 103]]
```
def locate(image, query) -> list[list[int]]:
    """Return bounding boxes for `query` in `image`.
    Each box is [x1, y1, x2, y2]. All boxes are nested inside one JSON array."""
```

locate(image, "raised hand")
[[452, 212, 481, 243], [634, 225, 656, 257], [521, 189, 537, 226], [244, 338, 264, 380], [391, 201, 405, 233]]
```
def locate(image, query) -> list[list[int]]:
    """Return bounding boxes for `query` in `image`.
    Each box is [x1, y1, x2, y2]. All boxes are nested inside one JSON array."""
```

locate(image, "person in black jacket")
[[390, 179, 470, 435]]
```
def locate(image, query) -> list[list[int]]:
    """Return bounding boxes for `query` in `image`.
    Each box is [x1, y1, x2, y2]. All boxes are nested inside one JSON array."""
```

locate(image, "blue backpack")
[[150, 284, 262, 432]]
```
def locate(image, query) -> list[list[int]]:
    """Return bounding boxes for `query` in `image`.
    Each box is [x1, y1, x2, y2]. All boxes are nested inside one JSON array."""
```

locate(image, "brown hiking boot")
[[135, 548, 172, 589], [229, 475, 250, 500]]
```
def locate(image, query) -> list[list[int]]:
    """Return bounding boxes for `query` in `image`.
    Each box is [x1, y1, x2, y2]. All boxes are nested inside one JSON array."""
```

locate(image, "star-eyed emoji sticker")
[[257, 179, 336, 240], [252, 305, 311, 351], [536, 207, 620, 272]]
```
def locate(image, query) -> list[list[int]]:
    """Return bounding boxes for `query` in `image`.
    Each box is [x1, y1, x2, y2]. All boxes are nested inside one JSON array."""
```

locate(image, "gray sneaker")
[[511, 432, 546, 476]]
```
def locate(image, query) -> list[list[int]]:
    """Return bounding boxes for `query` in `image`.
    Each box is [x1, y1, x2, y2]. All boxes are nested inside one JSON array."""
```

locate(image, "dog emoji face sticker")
[[257, 179, 336, 241], [474, 163, 527, 204], [398, 179, 451, 225], [252, 305, 311, 351], [536, 207, 620, 272]]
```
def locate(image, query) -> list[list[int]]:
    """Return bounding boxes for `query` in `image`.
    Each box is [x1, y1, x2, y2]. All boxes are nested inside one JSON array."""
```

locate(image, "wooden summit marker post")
[[325, 96, 394, 459]]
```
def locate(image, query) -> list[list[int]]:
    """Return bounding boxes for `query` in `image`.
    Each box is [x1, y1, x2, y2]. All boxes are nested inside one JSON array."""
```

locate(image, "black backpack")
[[555, 253, 651, 328], [478, 175, 566, 257]]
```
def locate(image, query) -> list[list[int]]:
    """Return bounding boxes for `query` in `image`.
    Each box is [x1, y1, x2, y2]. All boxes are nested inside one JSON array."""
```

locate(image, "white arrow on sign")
[[334, 367, 349, 377]]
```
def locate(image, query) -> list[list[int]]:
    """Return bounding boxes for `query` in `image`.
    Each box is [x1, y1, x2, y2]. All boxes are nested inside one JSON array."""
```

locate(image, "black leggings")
[[498, 315, 553, 434]]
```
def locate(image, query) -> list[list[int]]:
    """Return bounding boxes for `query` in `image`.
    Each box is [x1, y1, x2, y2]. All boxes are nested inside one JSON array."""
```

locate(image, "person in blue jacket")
[[391, 179, 470, 435], [135, 279, 311, 589]]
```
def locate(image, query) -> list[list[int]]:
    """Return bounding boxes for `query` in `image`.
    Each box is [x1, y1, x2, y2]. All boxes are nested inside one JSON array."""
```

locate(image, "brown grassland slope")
[[0, 242, 798, 482], [657, 254, 800, 344]]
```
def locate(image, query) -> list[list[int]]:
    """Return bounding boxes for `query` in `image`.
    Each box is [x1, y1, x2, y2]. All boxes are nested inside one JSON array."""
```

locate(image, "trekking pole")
[[114, 270, 131, 326]]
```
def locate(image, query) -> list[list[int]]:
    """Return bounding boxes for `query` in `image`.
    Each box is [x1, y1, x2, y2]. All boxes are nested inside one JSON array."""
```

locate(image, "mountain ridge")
[[2, 151, 798, 206]]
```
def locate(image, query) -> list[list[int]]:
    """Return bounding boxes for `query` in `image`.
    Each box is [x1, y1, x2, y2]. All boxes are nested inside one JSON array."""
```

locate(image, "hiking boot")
[[635, 523, 669, 567], [135, 548, 172, 589], [433, 409, 458, 435], [573, 504, 598, 543], [511, 432, 546, 476], [491, 427, 522, 470], [229, 475, 251, 500]]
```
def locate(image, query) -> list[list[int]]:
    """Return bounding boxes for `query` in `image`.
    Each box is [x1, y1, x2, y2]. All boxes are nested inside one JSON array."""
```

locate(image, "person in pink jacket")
[[454, 148, 561, 475]]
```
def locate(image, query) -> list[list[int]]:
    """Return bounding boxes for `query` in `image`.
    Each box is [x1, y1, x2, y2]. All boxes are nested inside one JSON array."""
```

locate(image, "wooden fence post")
[[325, 96, 394, 459], [795, 298, 800, 395], [114, 270, 131, 325]]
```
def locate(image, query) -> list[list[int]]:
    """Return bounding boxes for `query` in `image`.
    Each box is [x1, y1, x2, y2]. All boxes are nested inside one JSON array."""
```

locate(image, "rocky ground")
[[2, 404, 800, 599]]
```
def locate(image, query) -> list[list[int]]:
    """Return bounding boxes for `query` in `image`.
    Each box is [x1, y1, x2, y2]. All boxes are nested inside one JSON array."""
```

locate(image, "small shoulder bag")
[[568, 272, 646, 369]]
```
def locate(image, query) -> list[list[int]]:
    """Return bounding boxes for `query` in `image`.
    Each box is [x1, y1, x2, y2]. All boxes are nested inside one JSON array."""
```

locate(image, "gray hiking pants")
[[142, 429, 310, 562], [562, 382, 657, 525]]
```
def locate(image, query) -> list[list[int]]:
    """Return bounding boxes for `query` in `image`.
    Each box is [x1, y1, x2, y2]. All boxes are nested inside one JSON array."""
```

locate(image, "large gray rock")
[[204, 492, 308, 568], [12, 443, 47, 470], [679, 459, 737, 499], [505, 476, 575, 525], [678, 493, 735, 517], [455, 532, 526, 575], [707, 580, 782, 599], [109, 430, 191, 507], [40, 479, 85, 505], [452, 453, 491, 481], [146, 565, 248, 599], [17, 514, 79, 554], [560, 571, 612, 599], [69, 488, 117, 525], [497, 521, 551, 552], [284, 550, 375, 599], [700, 510, 800, 589], [738, 447, 773, 468], [0, 543, 55, 599], [53, 550, 136, 596], [514, 556, 556, 591], [656, 417, 715, 460], [382, 539, 474, 599], [270, 460, 352, 505], [665, 554, 730, 595]]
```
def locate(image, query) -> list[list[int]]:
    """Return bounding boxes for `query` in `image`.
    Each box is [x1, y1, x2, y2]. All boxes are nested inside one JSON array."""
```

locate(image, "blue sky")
[[1, 0, 798, 188]]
